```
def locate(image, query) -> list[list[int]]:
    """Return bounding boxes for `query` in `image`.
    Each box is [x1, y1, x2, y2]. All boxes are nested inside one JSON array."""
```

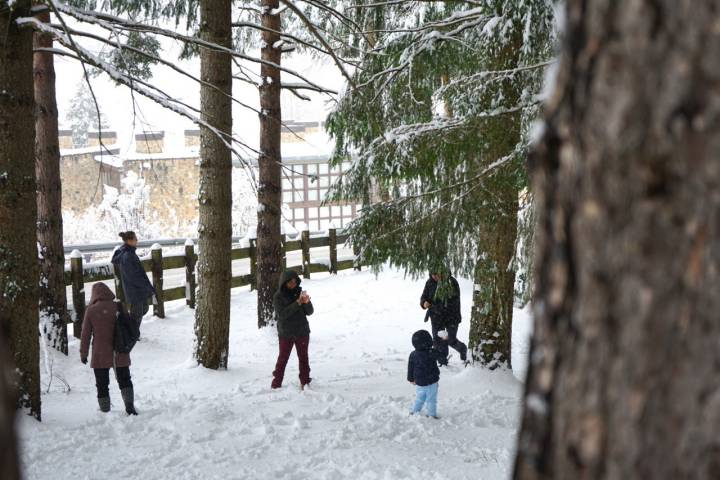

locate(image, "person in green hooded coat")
[[271, 270, 314, 389]]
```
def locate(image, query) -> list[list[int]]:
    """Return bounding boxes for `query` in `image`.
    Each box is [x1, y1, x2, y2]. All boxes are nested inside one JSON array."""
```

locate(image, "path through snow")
[[20, 269, 532, 480]]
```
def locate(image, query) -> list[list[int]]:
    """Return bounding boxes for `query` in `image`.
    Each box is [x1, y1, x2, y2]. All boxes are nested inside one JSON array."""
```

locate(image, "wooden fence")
[[65, 228, 360, 338]]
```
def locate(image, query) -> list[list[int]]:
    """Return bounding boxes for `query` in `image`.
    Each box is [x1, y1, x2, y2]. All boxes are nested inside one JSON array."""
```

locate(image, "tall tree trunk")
[[256, 0, 283, 328], [194, 0, 233, 369], [514, 1, 720, 478], [34, 9, 69, 355], [0, 0, 41, 420], [0, 336, 20, 480], [468, 27, 522, 368], [469, 185, 519, 367]]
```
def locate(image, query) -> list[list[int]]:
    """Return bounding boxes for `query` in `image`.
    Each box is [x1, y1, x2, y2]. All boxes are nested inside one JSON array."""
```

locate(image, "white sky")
[[53, 22, 345, 157]]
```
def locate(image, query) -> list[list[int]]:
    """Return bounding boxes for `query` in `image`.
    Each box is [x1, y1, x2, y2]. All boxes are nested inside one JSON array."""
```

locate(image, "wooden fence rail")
[[65, 229, 355, 338]]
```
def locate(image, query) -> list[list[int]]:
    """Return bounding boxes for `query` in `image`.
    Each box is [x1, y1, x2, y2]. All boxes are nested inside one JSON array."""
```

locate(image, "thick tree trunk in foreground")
[[256, 0, 283, 328], [515, 1, 720, 478], [34, 9, 69, 355], [0, 0, 41, 420], [0, 336, 20, 480], [194, 0, 233, 369]]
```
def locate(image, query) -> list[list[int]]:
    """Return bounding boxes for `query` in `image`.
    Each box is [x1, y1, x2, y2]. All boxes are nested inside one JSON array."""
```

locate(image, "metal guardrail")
[[63, 230, 336, 255]]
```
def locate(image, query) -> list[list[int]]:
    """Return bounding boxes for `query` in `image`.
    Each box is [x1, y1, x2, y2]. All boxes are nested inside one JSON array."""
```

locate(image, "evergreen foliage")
[[327, 0, 556, 364]]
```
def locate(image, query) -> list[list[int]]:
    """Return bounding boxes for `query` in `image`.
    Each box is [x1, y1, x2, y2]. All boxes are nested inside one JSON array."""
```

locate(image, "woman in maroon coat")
[[80, 283, 137, 415]]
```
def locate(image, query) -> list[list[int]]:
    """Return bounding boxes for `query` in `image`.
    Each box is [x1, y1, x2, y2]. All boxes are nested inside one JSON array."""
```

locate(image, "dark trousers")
[[94, 367, 133, 399], [272, 336, 311, 388], [432, 321, 467, 364], [129, 302, 149, 328]]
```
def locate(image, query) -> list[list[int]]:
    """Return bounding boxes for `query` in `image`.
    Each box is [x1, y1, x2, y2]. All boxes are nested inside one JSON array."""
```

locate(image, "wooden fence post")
[[353, 242, 361, 271], [301, 229, 311, 279], [151, 244, 165, 318], [185, 239, 197, 308], [249, 238, 257, 291], [112, 247, 126, 304], [329, 228, 338, 274], [70, 250, 85, 339]]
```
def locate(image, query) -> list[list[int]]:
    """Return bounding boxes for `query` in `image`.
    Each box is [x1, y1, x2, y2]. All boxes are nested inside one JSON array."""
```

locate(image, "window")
[[342, 205, 352, 216], [319, 188, 329, 200], [309, 208, 318, 219], [293, 178, 304, 190], [319, 176, 329, 187], [319, 206, 329, 217], [294, 191, 305, 202], [342, 161, 351, 171], [307, 164, 317, 175], [319, 163, 329, 174], [331, 206, 341, 217], [293, 208, 304, 219], [282, 179, 292, 190], [308, 189, 319, 201]]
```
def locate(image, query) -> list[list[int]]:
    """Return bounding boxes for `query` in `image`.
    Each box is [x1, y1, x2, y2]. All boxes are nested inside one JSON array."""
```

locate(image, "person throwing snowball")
[[271, 270, 314, 390], [420, 270, 468, 366]]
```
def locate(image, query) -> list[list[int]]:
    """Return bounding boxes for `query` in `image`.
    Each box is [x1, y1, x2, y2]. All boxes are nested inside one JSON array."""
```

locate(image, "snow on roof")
[[60, 144, 121, 158]]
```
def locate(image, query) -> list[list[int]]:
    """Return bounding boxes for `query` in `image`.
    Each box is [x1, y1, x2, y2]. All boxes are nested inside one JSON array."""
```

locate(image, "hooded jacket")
[[273, 270, 314, 338], [407, 330, 440, 386], [80, 283, 131, 369], [420, 274, 462, 327], [111, 244, 155, 305]]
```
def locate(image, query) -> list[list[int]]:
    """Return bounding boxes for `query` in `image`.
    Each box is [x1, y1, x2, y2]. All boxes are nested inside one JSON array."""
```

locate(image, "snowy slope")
[[19, 269, 532, 480]]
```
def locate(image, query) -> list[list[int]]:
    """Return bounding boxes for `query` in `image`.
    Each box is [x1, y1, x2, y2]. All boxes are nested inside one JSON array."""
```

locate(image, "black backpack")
[[114, 303, 140, 354]]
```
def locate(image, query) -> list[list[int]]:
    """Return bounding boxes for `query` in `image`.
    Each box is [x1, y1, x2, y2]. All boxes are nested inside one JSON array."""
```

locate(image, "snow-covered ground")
[[20, 269, 532, 480]]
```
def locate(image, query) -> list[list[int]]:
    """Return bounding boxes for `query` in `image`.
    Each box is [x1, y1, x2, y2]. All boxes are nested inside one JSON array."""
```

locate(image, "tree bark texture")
[[0, 335, 20, 480], [514, 1, 720, 479], [256, 0, 283, 328], [34, 9, 69, 355], [194, 0, 233, 370], [468, 27, 522, 368], [0, 0, 42, 420], [469, 186, 518, 367]]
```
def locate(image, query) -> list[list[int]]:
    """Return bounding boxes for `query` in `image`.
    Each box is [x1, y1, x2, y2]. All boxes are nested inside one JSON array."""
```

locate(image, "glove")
[[81, 357, 88, 365]]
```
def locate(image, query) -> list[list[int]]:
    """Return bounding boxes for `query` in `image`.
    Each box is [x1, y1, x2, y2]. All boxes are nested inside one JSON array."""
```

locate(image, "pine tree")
[[65, 82, 109, 148], [193, 0, 233, 369], [34, 8, 69, 354], [514, 1, 720, 477], [256, 0, 284, 328], [327, 0, 555, 367], [0, 335, 20, 480], [0, 0, 42, 420]]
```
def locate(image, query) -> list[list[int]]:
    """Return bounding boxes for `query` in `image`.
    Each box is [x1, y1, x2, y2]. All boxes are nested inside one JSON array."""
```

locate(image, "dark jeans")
[[272, 336, 311, 388], [129, 302, 149, 328], [432, 321, 467, 364], [94, 367, 133, 399]]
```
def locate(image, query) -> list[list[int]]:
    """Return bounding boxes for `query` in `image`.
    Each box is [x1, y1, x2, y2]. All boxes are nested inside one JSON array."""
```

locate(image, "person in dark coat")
[[420, 271, 468, 365], [111, 231, 155, 329], [80, 283, 137, 415], [271, 270, 314, 389], [407, 330, 440, 418]]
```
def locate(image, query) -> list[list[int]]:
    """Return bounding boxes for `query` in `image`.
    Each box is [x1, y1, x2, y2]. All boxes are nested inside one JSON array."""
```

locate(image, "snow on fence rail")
[[64, 228, 359, 338]]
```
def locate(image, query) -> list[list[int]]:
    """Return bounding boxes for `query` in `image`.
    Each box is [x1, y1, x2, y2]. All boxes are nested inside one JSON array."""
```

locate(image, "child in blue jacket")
[[407, 329, 441, 418]]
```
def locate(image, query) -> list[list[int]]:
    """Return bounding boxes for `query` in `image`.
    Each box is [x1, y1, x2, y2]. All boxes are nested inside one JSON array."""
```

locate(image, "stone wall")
[[123, 156, 199, 227], [61, 151, 122, 213]]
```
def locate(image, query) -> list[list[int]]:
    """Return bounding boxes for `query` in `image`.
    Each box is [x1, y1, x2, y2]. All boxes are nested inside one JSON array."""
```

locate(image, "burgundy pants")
[[272, 336, 311, 388]]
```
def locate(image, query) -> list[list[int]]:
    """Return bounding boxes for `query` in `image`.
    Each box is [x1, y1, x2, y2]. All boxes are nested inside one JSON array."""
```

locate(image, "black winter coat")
[[407, 330, 440, 387], [420, 275, 461, 327], [111, 244, 155, 305], [274, 270, 314, 338]]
